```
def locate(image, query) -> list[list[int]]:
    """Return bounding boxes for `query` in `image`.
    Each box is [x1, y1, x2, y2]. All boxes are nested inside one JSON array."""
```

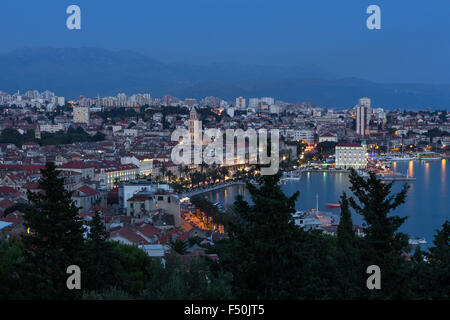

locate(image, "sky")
[[0, 0, 449, 84]]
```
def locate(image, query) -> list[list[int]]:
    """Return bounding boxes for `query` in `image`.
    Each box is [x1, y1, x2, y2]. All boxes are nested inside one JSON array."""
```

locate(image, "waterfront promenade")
[[181, 180, 246, 198]]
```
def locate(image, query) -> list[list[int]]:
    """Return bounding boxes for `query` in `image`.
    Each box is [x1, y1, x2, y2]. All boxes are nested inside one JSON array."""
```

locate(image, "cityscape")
[[0, 88, 448, 298], [0, 0, 449, 307]]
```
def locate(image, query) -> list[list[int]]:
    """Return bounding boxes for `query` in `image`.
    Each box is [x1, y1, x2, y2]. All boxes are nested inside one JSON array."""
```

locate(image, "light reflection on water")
[[409, 161, 414, 177], [442, 159, 446, 188]]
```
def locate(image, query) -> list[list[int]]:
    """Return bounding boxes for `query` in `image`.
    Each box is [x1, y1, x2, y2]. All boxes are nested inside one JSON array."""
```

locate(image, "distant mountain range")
[[0, 47, 449, 109]]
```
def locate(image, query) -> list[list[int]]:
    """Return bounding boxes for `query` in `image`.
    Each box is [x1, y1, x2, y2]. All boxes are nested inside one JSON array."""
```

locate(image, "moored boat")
[[387, 154, 416, 161], [417, 152, 442, 161]]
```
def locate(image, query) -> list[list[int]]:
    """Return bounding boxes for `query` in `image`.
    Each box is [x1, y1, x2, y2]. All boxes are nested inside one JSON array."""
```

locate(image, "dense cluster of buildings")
[[0, 89, 449, 260]]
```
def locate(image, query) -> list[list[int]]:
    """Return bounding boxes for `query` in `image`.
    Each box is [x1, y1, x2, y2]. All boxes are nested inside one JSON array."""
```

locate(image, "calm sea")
[[205, 159, 449, 248]]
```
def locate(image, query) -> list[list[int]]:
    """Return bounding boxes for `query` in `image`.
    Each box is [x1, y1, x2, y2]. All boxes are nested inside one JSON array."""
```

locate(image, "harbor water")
[[205, 159, 449, 248]]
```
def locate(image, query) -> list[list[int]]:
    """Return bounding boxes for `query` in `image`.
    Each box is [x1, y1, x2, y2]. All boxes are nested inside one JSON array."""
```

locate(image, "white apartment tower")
[[261, 97, 275, 105], [235, 96, 246, 109], [356, 97, 371, 136], [249, 98, 260, 109]]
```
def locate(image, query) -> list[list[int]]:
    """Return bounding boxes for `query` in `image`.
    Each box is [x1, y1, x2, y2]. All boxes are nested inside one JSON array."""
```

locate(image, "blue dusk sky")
[[0, 0, 449, 84]]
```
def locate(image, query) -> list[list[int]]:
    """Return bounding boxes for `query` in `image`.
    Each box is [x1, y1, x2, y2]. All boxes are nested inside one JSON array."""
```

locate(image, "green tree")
[[171, 239, 188, 255], [0, 128, 37, 147], [219, 167, 229, 181], [143, 256, 234, 300], [335, 192, 364, 298], [316, 141, 337, 158], [2, 203, 32, 217], [337, 193, 354, 247], [21, 162, 86, 299], [347, 168, 412, 299], [218, 173, 337, 299], [83, 211, 120, 292], [112, 242, 153, 295], [0, 235, 25, 299], [424, 221, 450, 299]]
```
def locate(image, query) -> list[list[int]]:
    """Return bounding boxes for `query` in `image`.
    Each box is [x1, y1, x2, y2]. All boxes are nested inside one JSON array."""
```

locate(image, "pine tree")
[[21, 162, 85, 299], [347, 168, 413, 299], [337, 192, 355, 248], [0, 236, 25, 299], [83, 211, 119, 292], [218, 173, 338, 299], [112, 242, 153, 295], [170, 239, 188, 255], [335, 192, 362, 298], [425, 221, 450, 299], [409, 246, 429, 299]]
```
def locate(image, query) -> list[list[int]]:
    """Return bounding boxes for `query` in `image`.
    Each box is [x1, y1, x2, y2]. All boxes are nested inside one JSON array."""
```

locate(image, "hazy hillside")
[[0, 47, 449, 108]]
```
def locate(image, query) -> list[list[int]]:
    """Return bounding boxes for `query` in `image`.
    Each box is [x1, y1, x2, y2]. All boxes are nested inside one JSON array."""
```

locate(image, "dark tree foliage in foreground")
[[0, 236, 25, 299], [0, 163, 448, 300], [347, 169, 413, 299], [411, 221, 450, 299], [21, 162, 86, 299], [218, 173, 339, 299], [83, 211, 121, 292], [425, 221, 450, 299], [335, 192, 365, 298]]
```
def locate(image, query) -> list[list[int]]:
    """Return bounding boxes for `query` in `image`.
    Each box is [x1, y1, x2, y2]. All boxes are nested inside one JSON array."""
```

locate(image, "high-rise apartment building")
[[248, 98, 260, 109], [235, 96, 246, 109], [261, 97, 275, 105], [356, 97, 371, 136]]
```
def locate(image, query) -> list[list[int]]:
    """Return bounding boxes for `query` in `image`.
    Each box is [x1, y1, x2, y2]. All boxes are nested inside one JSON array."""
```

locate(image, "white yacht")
[[418, 152, 442, 161], [387, 154, 416, 161]]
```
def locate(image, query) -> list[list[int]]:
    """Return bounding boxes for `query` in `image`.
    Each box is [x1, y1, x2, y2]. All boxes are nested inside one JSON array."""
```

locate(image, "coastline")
[[181, 180, 246, 198]]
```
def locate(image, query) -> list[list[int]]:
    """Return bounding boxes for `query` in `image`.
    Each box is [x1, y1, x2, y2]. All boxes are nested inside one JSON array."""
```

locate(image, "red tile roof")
[[76, 185, 99, 196], [59, 161, 96, 170], [110, 227, 149, 245], [0, 186, 19, 195], [320, 132, 337, 137], [137, 224, 160, 237], [159, 229, 189, 244], [0, 199, 14, 209], [0, 213, 23, 229], [337, 143, 363, 147]]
